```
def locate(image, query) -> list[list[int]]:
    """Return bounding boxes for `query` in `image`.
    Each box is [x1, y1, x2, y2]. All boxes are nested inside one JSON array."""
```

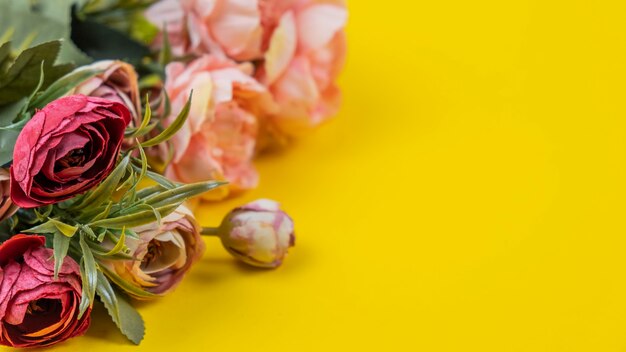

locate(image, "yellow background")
[[31, 0, 626, 351]]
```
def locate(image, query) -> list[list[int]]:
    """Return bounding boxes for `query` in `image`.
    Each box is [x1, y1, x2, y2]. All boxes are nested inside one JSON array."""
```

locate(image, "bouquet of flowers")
[[0, 0, 346, 348]]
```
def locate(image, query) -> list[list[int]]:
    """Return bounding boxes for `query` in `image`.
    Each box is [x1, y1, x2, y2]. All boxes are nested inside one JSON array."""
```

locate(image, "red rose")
[[10, 95, 131, 208], [0, 234, 90, 347]]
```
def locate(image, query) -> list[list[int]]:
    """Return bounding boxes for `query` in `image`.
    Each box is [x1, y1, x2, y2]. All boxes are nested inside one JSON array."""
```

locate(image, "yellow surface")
[[32, 1, 626, 351]]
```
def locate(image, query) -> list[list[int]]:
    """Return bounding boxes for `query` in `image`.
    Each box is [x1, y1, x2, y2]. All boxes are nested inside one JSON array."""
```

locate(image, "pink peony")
[[145, 0, 264, 60], [146, 0, 347, 138], [257, 0, 348, 137], [161, 55, 274, 200]]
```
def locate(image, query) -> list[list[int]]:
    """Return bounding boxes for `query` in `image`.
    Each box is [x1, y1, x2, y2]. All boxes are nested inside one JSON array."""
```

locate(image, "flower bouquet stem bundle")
[[0, 0, 347, 348]]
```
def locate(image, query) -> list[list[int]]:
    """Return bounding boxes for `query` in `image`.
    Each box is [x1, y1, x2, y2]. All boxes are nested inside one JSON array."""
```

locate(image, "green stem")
[[201, 227, 221, 237]]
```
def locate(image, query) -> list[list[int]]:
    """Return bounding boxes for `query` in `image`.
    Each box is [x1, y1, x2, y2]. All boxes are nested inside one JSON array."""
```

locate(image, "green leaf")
[[30, 66, 104, 109], [52, 231, 71, 279], [140, 181, 226, 209], [158, 24, 171, 66], [97, 268, 148, 344], [89, 203, 180, 229], [0, 98, 26, 165], [103, 227, 127, 256], [0, 0, 90, 64], [74, 155, 130, 210], [0, 40, 74, 105], [25, 218, 78, 237], [79, 232, 98, 318], [140, 91, 192, 147]]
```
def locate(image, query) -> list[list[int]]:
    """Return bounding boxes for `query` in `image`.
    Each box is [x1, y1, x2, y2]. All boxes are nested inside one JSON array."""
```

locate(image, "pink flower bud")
[[219, 199, 295, 268]]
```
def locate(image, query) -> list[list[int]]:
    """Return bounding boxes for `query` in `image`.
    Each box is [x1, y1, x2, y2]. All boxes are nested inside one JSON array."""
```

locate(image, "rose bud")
[[101, 205, 205, 299], [0, 169, 17, 223], [10, 95, 131, 208], [216, 199, 295, 268], [0, 234, 90, 348], [71, 60, 142, 122]]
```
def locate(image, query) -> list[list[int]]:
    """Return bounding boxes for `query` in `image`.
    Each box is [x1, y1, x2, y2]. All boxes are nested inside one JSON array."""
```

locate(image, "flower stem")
[[201, 227, 220, 237]]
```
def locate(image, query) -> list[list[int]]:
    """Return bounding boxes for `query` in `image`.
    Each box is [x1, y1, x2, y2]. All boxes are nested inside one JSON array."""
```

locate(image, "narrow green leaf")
[[103, 227, 127, 256], [52, 231, 71, 279], [30, 66, 104, 109], [74, 155, 130, 210], [140, 91, 192, 147], [158, 24, 171, 66], [141, 181, 226, 209], [126, 94, 152, 138], [89, 203, 180, 229], [78, 232, 98, 318], [24, 218, 78, 237]]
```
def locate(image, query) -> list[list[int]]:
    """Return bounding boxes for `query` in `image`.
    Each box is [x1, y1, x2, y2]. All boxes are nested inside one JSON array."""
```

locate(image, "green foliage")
[[96, 270, 145, 345]]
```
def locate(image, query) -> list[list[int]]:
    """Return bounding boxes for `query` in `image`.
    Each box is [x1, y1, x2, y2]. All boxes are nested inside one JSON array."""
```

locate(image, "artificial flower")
[[10, 95, 131, 208], [0, 169, 17, 223], [101, 205, 205, 299], [0, 235, 90, 348], [160, 55, 274, 200], [257, 0, 348, 137], [145, 0, 263, 60], [71, 60, 142, 123], [217, 199, 294, 268]]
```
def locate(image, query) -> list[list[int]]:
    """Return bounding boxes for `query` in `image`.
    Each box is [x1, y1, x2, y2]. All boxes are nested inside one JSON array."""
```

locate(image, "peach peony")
[[161, 55, 274, 200], [146, 0, 347, 139], [145, 0, 264, 61], [257, 0, 348, 137]]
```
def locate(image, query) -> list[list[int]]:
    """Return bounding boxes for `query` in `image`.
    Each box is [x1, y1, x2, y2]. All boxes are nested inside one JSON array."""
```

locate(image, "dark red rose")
[[0, 234, 90, 347], [10, 95, 131, 208]]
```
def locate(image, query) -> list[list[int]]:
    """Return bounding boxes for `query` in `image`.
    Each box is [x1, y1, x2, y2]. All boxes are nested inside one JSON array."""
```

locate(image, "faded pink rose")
[[0, 235, 90, 348], [145, 0, 263, 60], [71, 60, 142, 123], [161, 55, 274, 200], [0, 170, 17, 223], [257, 0, 347, 137], [101, 205, 205, 299]]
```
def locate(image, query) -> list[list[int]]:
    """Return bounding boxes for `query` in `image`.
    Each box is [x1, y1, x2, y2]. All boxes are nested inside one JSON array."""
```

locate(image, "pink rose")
[[257, 0, 347, 137], [217, 199, 295, 268], [10, 95, 131, 208], [0, 170, 17, 223], [161, 55, 274, 200], [101, 205, 205, 299], [0, 235, 90, 348], [145, 0, 263, 60]]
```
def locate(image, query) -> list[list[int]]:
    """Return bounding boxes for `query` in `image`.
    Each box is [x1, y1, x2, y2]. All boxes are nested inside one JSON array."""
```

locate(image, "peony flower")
[[145, 0, 263, 60], [146, 0, 347, 139], [10, 95, 131, 208], [71, 60, 142, 123], [0, 234, 90, 348], [257, 0, 348, 137], [160, 55, 275, 200], [101, 205, 205, 299], [217, 199, 294, 268], [0, 169, 17, 223]]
